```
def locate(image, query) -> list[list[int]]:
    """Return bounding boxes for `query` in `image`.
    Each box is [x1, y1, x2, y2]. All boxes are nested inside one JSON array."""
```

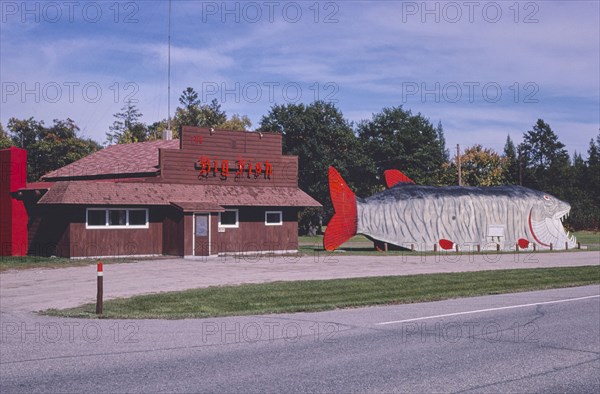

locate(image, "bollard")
[[455, 244, 459, 253], [533, 243, 536, 251], [565, 241, 568, 250], [577, 242, 581, 249], [496, 244, 500, 252], [516, 243, 519, 252], [96, 262, 103, 315], [411, 244, 414, 251], [433, 244, 437, 252], [477, 244, 481, 253], [550, 243, 553, 251]]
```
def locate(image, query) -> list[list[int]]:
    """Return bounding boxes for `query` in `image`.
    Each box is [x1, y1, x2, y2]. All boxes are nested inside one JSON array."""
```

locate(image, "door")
[[194, 214, 210, 256]]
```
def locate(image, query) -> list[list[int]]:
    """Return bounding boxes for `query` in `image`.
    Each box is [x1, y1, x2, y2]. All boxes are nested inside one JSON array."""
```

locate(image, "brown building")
[[5, 127, 321, 258]]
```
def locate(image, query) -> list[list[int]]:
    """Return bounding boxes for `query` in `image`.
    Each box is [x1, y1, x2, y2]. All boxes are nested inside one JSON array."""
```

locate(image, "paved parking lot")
[[1, 251, 598, 312]]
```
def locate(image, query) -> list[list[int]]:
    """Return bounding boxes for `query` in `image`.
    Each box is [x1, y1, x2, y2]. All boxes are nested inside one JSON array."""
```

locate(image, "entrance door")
[[194, 214, 210, 256]]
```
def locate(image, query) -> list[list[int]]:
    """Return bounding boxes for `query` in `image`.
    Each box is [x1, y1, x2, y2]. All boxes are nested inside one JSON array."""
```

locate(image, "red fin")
[[439, 239, 454, 250], [324, 167, 357, 251], [518, 239, 530, 249], [384, 169, 415, 188]]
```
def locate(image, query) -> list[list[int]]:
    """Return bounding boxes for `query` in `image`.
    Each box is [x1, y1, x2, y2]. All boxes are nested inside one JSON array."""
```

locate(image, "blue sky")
[[1, 1, 598, 157]]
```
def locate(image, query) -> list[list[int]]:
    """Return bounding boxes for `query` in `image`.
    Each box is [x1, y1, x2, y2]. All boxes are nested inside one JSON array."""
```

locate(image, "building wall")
[[162, 207, 184, 256], [27, 203, 71, 257], [211, 207, 298, 254], [70, 207, 165, 257]]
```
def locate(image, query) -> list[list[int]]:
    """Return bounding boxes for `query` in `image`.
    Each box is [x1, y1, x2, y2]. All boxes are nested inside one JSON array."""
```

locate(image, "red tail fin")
[[384, 169, 415, 188], [324, 167, 357, 251]]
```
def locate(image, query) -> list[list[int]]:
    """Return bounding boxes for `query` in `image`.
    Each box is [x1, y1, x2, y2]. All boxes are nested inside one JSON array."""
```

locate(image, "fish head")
[[528, 192, 576, 248]]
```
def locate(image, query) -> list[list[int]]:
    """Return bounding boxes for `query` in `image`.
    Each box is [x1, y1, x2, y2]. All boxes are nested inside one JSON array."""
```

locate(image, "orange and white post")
[[96, 262, 103, 315]]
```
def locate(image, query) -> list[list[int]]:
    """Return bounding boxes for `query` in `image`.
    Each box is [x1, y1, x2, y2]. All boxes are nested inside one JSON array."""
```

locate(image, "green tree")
[[259, 101, 371, 234], [147, 119, 172, 140], [106, 101, 148, 144], [0, 123, 12, 149], [8, 117, 45, 148], [357, 106, 447, 186], [7, 117, 101, 181], [519, 119, 570, 195], [444, 145, 507, 187], [502, 134, 519, 184], [218, 114, 252, 131], [174, 88, 227, 133]]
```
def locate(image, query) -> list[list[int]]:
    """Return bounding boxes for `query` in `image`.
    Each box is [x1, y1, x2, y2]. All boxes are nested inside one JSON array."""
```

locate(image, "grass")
[[299, 230, 600, 253], [3, 231, 598, 272], [44, 266, 600, 319], [0, 256, 154, 273]]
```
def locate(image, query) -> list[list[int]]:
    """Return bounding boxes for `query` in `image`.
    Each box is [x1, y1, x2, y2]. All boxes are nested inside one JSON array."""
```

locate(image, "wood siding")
[[69, 207, 164, 257], [211, 207, 298, 254], [162, 207, 184, 256], [158, 127, 298, 187], [26, 202, 71, 257]]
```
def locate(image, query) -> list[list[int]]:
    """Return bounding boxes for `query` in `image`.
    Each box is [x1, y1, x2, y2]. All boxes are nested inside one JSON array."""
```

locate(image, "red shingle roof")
[[41, 140, 180, 181], [37, 181, 321, 207]]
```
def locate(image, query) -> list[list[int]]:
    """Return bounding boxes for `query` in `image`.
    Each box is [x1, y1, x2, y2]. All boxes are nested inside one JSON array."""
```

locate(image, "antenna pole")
[[167, 0, 172, 132]]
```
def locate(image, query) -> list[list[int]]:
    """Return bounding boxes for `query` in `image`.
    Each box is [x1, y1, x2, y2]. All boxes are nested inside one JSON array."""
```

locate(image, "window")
[[87, 210, 105, 226], [219, 209, 239, 228], [109, 210, 126, 226], [265, 211, 283, 226], [86, 208, 149, 229], [195, 215, 208, 237], [129, 210, 148, 226]]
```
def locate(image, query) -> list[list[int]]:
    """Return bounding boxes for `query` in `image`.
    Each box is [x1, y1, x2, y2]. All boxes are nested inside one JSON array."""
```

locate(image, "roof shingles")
[[42, 140, 179, 180], [38, 181, 321, 207]]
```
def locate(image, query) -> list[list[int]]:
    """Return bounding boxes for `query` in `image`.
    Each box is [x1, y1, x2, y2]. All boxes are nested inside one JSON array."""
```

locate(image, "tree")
[[457, 145, 507, 186], [585, 133, 600, 212], [519, 119, 570, 194], [7, 117, 101, 181], [218, 114, 252, 131], [0, 123, 12, 149], [8, 117, 45, 148], [147, 119, 171, 140], [357, 106, 448, 186], [259, 101, 372, 234], [502, 134, 519, 184], [106, 101, 148, 144], [174, 88, 227, 133]]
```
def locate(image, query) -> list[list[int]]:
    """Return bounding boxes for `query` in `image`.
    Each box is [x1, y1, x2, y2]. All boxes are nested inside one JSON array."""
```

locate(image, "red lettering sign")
[[195, 157, 273, 181]]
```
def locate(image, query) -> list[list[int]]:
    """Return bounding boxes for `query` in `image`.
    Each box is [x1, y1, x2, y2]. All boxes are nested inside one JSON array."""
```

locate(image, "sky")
[[1, 0, 599, 157]]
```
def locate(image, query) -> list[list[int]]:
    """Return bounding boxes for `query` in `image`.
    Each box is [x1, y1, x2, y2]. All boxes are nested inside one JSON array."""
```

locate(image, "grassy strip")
[[299, 230, 600, 253], [44, 266, 600, 319], [0, 256, 153, 273]]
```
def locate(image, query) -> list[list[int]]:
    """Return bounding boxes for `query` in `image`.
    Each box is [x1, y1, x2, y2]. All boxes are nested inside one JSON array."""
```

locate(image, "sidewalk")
[[1, 251, 598, 312]]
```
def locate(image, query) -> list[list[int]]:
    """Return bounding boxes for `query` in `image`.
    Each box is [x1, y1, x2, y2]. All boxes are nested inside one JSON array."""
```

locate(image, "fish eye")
[[543, 195, 550, 201]]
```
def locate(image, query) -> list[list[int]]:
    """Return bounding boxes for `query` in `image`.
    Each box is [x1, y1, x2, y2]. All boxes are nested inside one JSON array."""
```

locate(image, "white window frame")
[[219, 209, 239, 228], [265, 210, 283, 226], [86, 208, 149, 229]]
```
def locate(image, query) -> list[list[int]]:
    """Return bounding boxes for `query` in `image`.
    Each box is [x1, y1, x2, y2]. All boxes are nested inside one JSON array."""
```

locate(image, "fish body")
[[324, 167, 577, 252]]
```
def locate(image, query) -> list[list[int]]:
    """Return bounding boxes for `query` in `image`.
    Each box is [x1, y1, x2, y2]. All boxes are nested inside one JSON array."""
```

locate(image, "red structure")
[[2, 127, 320, 258], [0, 147, 28, 256]]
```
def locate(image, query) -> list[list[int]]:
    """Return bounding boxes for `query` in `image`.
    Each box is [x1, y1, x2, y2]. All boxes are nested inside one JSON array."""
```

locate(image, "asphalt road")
[[1, 285, 599, 393]]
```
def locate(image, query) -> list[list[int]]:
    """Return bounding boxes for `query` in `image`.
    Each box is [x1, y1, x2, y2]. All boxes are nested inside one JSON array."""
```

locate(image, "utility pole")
[[456, 144, 462, 186]]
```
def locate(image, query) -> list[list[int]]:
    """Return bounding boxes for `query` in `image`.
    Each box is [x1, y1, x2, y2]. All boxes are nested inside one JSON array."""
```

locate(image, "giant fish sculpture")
[[324, 166, 577, 252]]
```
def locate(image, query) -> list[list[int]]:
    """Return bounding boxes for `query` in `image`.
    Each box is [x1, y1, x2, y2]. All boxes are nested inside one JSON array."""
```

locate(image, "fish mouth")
[[528, 208, 576, 248]]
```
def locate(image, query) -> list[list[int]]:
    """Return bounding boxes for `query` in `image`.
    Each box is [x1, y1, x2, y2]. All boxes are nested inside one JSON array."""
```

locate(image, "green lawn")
[[44, 266, 600, 319], [300, 230, 600, 253], [0, 256, 150, 272]]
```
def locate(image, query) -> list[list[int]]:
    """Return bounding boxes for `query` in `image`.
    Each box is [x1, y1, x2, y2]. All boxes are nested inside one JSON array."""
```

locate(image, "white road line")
[[376, 295, 600, 325]]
